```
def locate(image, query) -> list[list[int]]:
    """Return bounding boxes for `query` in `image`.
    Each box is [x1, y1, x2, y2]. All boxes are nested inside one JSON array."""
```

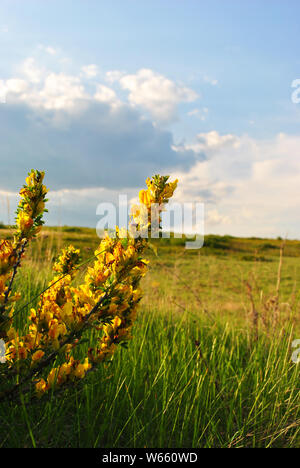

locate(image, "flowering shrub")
[[0, 170, 177, 401]]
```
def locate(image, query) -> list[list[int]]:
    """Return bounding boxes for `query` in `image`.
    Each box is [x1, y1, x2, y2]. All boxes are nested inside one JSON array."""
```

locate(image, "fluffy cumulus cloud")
[[119, 68, 199, 122], [21, 57, 44, 84], [94, 84, 120, 106], [81, 64, 99, 78], [105, 70, 126, 84], [176, 130, 241, 154]]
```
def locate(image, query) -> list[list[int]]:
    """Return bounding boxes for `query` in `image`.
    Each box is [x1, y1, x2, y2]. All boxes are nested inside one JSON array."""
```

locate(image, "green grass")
[[0, 230, 299, 447]]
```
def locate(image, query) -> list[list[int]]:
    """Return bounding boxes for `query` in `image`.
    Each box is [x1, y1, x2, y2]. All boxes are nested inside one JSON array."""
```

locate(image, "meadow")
[[0, 226, 299, 448]]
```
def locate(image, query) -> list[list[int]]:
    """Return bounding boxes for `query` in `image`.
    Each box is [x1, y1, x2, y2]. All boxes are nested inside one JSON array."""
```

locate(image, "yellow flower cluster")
[[0, 241, 16, 301], [0, 170, 48, 338], [139, 175, 178, 208], [16, 169, 48, 242], [6, 326, 41, 361], [53, 245, 80, 277], [0, 242, 18, 339], [0, 172, 177, 400], [5, 246, 79, 361], [35, 356, 91, 397], [33, 232, 147, 395], [131, 175, 178, 237]]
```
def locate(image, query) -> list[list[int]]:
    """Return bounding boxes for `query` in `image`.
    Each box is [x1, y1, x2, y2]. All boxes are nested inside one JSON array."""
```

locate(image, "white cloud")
[[3, 57, 88, 110], [20, 72, 87, 110], [94, 84, 118, 104], [0, 78, 28, 101], [5, 56, 199, 122], [6, 79, 28, 93], [203, 75, 218, 86], [206, 209, 230, 226], [81, 64, 99, 78], [44, 46, 57, 56], [21, 57, 44, 84], [187, 107, 209, 120], [119, 68, 198, 122], [40, 73, 87, 109], [38, 45, 58, 56], [0, 82, 5, 103], [170, 132, 300, 237], [176, 131, 241, 155], [105, 70, 126, 83]]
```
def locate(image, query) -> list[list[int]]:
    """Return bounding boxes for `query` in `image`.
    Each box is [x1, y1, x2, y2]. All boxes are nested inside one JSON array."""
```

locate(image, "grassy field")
[[0, 227, 299, 447]]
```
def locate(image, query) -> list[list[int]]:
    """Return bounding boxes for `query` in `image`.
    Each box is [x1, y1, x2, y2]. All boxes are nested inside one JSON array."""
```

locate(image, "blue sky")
[[0, 0, 300, 237]]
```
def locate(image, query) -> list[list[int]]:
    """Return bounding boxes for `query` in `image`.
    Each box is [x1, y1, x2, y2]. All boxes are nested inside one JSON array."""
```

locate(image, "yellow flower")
[[108, 303, 118, 314], [105, 252, 115, 265], [36, 200, 45, 214], [25, 173, 35, 187], [16, 343, 27, 360], [48, 319, 66, 341], [139, 189, 152, 207], [47, 368, 59, 387], [103, 316, 122, 337], [32, 350, 45, 362], [35, 379, 47, 397], [61, 302, 74, 326], [73, 363, 86, 379], [58, 362, 72, 380], [17, 212, 33, 233]]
